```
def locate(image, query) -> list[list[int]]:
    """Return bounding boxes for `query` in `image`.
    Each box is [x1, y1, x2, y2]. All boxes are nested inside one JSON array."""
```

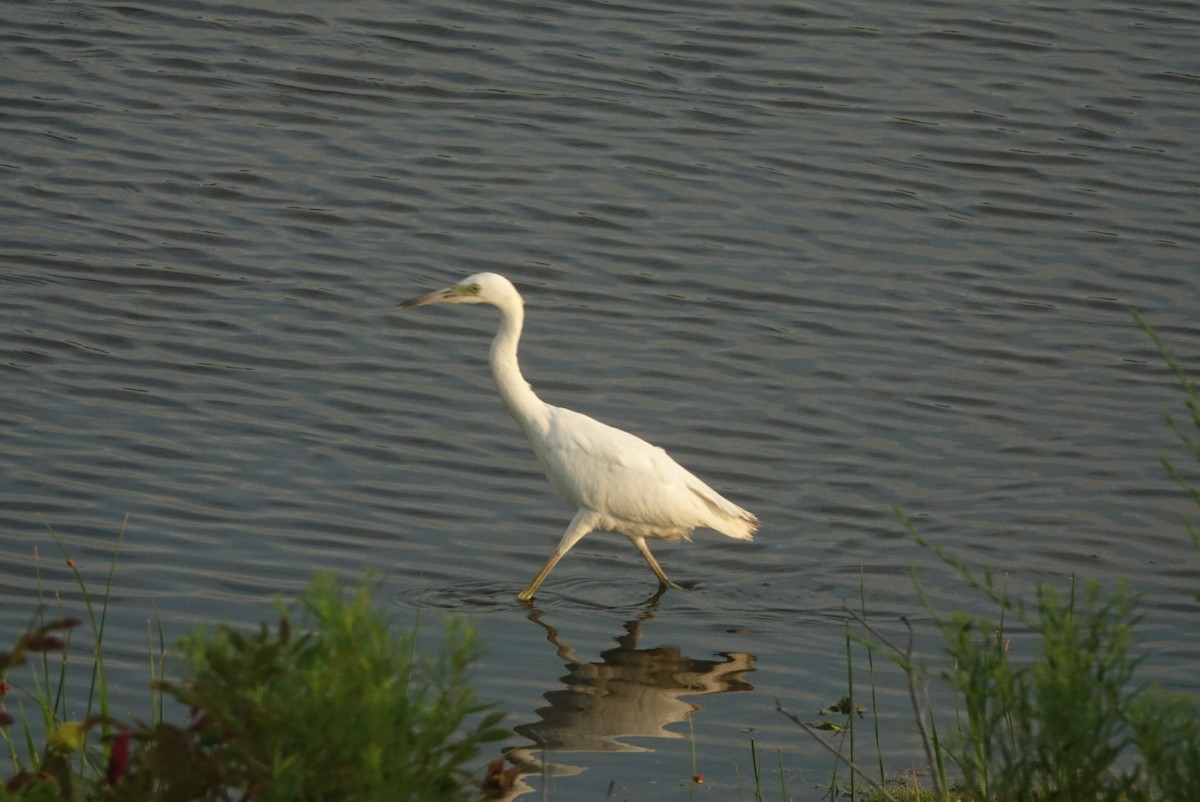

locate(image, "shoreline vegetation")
[[3, 313, 1197, 801]]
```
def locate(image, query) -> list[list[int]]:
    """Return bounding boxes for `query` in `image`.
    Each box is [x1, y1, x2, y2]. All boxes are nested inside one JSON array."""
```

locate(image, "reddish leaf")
[[106, 729, 131, 786]]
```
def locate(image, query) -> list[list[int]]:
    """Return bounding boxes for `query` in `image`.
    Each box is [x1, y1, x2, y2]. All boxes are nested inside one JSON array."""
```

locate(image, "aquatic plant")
[[1, 564, 507, 801], [778, 312, 1200, 802]]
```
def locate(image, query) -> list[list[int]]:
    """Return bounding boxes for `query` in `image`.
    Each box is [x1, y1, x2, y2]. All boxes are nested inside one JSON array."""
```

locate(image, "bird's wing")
[[531, 405, 750, 535]]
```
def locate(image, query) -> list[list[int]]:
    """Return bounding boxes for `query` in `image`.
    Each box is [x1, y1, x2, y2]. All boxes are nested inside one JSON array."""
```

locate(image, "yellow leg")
[[517, 551, 566, 602], [517, 510, 598, 602], [633, 537, 683, 591]]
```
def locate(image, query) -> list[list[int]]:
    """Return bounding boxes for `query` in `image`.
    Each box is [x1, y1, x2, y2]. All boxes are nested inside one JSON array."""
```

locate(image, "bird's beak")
[[398, 286, 458, 309]]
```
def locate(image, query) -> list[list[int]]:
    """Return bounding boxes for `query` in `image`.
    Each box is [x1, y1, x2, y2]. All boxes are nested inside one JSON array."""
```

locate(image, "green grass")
[[775, 555, 1193, 802], [769, 311, 1200, 802], [2, 568, 507, 801], [1, 519, 137, 796]]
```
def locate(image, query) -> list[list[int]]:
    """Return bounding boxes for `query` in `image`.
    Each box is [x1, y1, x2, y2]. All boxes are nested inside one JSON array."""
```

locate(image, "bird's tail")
[[717, 507, 758, 541], [690, 487, 758, 541]]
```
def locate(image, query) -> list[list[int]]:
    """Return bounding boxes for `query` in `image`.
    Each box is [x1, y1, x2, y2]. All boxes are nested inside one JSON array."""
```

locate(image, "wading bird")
[[400, 273, 757, 601]]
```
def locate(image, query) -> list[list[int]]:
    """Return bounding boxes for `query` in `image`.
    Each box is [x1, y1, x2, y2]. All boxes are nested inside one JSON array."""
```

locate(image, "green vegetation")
[[803, 525, 1200, 802], [907, 531, 1164, 801], [2, 573, 506, 801], [1134, 310, 1200, 571], [774, 312, 1200, 802], [3, 312, 1198, 801]]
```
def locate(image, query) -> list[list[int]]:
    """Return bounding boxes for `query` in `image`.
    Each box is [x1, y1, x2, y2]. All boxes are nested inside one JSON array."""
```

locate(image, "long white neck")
[[489, 292, 550, 438]]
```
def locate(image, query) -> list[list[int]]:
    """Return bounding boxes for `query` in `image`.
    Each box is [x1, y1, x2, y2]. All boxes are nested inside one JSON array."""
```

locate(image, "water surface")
[[2, 1, 1198, 797]]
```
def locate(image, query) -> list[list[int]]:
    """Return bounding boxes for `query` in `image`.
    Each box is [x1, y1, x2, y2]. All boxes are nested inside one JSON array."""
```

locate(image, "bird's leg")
[[517, 553, 566, 603], [633, 537, 684, 591], [517, 510, 598, 602]]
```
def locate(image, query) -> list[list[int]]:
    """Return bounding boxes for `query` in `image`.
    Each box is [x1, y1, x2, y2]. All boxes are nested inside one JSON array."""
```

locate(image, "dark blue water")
[[3, 1, 1198, 797]]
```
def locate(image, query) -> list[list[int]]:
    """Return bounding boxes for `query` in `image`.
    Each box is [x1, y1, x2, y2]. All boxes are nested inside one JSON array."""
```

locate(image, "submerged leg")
[[633, 537, 684, 591], [517, 509, 599, 602]]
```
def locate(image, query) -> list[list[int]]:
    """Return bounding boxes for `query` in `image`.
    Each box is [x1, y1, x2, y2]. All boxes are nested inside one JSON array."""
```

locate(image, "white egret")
[[400, 273, 757, 601]]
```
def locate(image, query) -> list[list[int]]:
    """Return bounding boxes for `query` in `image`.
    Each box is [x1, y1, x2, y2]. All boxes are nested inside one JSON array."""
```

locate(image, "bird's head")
[[399, 272, 518, 309]]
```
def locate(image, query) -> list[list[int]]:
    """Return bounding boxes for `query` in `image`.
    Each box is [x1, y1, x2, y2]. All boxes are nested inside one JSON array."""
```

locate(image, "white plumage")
[[401, 272, 757, 601]]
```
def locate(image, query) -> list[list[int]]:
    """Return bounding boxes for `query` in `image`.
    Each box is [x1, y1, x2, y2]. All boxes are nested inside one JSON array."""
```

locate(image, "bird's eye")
[[467, 284, 480, 294]]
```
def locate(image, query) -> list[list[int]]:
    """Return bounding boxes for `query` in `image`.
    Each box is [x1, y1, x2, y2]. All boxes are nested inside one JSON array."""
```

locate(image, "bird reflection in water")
[[483, 595, 754, 799]]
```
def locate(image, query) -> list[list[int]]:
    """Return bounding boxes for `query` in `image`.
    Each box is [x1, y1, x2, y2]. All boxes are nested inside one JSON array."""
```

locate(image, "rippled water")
[[3, 0, 1198, 796]]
